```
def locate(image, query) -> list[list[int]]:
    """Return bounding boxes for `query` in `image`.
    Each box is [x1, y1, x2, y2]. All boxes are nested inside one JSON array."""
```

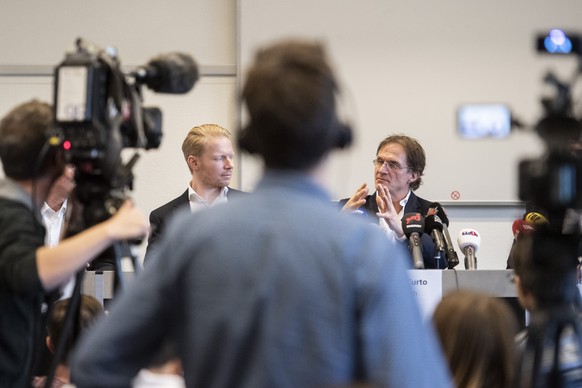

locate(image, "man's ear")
[[187, 155, 199, 171], [46, 336, 54, 354], [408, 171, 419, 185]]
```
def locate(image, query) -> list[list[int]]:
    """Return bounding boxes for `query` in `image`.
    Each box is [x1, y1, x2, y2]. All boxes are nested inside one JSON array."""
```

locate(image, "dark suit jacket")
[[339, 191, 445, 269], [144, 187, 247, 264]]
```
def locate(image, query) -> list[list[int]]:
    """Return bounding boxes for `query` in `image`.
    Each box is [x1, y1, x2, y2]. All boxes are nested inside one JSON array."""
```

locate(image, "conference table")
[[407, 269, 522, 324], [83, 269, 523, 323]]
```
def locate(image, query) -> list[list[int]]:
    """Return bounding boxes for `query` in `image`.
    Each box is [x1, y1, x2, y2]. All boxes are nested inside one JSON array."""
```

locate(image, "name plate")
[[407, 270, 443, 320]]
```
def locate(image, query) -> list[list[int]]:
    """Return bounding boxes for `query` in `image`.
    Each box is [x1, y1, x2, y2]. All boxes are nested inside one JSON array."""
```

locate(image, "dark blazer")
[[144, 188, 247, 264], [339, 191, 445, 269]]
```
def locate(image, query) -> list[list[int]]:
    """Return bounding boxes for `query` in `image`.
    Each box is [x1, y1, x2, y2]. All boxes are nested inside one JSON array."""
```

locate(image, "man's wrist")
[[395, 234, 407, 242]]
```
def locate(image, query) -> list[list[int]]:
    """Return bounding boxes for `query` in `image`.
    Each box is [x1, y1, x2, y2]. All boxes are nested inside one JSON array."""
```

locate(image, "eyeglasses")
[[373, 158, 409, 172]]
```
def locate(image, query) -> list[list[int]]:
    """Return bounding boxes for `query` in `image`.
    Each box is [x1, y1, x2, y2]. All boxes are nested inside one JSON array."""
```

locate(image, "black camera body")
[[52, 39, 197, 225], [519, 114, 582, 214], [519, 150, 582, 212]]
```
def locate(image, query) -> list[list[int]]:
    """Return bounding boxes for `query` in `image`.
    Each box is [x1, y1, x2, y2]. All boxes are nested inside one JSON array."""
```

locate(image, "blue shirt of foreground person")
[[72, 39, 451, 388]]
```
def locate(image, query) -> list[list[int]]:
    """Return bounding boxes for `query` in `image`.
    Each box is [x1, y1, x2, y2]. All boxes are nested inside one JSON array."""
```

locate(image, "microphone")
[[424, 214, 447, 269], [402, 213, 426, 269], [457, 229, 481, 270], [428, 202, 459, 269], [512, 219, 536, 239], [133, 52, 199, 94], [524, 211, 549, 226]]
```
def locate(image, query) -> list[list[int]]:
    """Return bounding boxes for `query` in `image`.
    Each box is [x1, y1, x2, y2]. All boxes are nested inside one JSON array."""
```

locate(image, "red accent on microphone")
[[512, 219, 536, 239]]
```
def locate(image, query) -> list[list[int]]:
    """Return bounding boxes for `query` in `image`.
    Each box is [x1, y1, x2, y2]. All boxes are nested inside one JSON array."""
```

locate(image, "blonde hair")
[[432, 290, 519, 388], [181, 124, 231, 171]]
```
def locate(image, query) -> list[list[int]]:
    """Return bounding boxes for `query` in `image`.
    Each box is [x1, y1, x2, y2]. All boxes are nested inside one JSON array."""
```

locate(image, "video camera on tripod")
[[42, 38, 200, 388], [511, 29, 582, 387]]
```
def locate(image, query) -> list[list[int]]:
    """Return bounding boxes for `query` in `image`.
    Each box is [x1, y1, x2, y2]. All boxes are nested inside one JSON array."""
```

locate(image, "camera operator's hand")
[[104, 200, 149, 241], [341, 183, 368, 212]]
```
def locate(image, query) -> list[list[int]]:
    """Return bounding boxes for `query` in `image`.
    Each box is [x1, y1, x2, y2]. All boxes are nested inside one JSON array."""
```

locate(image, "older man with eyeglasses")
[[340, 134, 445, 269]]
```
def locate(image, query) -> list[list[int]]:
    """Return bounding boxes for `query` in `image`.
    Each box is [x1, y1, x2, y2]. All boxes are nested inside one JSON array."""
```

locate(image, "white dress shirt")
[[132, 369, 185, 388], [188, 186, 229, 213], [41, 200, 75, 299], [41, 200, 68, 248]]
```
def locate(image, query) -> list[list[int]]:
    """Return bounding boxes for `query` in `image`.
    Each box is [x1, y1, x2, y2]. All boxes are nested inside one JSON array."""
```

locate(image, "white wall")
[[238, 0, 582, 204], [0, 1, 236, 66], [0, 0, 553, 268]]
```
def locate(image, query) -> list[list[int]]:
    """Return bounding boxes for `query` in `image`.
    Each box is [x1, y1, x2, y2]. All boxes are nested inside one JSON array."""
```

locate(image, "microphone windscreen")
[[428, 202, 449, 226], [402, 212, 425, 238], [424, 214, 444, 233], [512, 219, 536, 239], [457, 229, 481, 252], [143, 52, 199, 94], [524, 212, 549, 225]]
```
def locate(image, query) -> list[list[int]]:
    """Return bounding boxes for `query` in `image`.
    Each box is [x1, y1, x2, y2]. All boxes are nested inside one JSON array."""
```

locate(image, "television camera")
[[44, 38, 199, 387], [514, 29, 582, 387], [52, 38, 199, 228]]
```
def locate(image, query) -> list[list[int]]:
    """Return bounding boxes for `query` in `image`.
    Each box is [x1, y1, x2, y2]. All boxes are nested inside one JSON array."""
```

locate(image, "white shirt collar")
[[41, 199, 68, 217], [399, 191, 412, 209], [188, 186, 229, 208]]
